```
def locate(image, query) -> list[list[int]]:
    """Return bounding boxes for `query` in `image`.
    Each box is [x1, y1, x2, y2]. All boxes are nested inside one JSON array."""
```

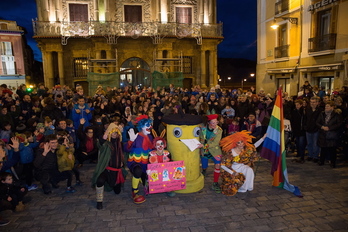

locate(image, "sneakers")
[[211, 182, 221, 193], [0, 219, 10, 226], [75, 180, 84, 186], [66, 187, 76, 193], [28, 184, 38, 191]]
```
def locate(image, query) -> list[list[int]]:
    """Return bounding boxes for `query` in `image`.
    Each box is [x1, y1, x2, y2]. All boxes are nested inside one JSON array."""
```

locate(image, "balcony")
[[308, 34, 337, 53], [274, 45, 289, 58], [32, 21, 223, 45], [275, 0, 289, 15]]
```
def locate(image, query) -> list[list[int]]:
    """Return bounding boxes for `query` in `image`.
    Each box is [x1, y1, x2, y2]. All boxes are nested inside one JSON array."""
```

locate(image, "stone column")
[[58, 51, 65, 85], [45, 51, 54, 88], [200, 50, 207, 88], [209, 50, 216, 87]]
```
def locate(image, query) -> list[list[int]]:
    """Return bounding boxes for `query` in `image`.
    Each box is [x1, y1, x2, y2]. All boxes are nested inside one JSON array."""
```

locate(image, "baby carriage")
[[284, 119, 294, 154]]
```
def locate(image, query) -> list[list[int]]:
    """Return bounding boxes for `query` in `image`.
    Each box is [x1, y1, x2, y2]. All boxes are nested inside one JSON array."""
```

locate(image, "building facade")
[[33, 0, 223, 92], [257, 0, 348, 96], [0, 20, 27, 89]]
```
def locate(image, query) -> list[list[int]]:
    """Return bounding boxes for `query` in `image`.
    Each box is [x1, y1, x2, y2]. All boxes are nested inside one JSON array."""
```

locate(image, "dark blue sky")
[[0, 0, 257, 62]]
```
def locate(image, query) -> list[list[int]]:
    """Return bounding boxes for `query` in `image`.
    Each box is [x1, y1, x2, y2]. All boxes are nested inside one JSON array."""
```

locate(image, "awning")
[[267, 67, 296, 73], [298, 63, 343, 72]]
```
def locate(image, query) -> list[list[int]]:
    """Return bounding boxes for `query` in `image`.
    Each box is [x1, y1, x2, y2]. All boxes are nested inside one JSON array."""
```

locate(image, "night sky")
[[0, 0, 257, 62]]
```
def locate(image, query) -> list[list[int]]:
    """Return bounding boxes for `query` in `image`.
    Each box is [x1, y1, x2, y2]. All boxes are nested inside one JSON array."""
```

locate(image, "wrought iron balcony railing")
[[308, 34, 337, 53], [275, 0, 289, 15], [274, 45, 289, 58], [32, 20, 223, 45]]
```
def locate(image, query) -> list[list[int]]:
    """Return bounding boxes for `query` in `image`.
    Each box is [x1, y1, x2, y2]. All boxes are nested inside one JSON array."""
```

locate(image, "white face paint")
[[155, 140, 164, 152], [142, 122, 152, 135]]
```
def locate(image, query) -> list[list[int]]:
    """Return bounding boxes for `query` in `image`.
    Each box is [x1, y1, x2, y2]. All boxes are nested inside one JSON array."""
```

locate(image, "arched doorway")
[[120, 57, 152, 88]]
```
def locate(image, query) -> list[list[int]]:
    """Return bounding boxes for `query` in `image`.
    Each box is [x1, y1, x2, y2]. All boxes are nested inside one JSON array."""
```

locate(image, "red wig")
[[152, 137, 167, 148]]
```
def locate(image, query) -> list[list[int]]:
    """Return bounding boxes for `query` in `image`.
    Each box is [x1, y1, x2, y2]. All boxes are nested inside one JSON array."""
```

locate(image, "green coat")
[[91, 141, 113, 191], [199, 125, 223, 158]]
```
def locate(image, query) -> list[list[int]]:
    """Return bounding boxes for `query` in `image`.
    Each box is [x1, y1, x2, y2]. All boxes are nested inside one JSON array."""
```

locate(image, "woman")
[[219, 131, 264, 196], [316, 101, 343, 168]]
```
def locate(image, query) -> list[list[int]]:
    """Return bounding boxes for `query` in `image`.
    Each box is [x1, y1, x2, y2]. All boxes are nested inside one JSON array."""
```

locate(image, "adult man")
[[304, 97, 322, 162], [34, 134, 61, 194], [199, 114, 223, 193], [20, 95, 33, 121]]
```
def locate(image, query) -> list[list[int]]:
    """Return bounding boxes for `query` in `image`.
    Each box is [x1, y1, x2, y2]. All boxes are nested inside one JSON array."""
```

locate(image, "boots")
[[15, 202, 25, 212], [96, 186, 104, 210], [132, 191, 146, 204]]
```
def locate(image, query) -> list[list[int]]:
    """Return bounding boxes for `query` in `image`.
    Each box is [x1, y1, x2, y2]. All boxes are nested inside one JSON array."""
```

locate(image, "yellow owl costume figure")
[[162, 113, 204, 193]]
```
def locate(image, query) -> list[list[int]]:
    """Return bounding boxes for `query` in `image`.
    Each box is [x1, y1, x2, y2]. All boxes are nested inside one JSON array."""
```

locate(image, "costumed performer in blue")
[[126, 115, 153, 204], [92, 125, 124, 210]]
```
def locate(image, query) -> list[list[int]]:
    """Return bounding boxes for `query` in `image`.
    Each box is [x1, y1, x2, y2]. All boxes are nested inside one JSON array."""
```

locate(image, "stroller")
[[284, 118, 294, 154]]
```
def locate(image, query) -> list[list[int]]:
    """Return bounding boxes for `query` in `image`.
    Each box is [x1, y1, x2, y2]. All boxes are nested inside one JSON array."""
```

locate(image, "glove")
[[128, 129, 138, 142]]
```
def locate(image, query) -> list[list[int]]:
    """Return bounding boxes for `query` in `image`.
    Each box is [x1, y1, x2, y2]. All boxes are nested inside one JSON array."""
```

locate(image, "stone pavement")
[[1, 155, 348, 232]]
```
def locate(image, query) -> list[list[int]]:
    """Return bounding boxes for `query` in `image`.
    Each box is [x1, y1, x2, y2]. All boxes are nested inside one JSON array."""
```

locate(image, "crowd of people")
[[0, 81, 347, 226]]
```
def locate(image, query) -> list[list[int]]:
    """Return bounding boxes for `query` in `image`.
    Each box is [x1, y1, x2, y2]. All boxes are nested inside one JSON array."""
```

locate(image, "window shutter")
[[69, 4, 88, 21]]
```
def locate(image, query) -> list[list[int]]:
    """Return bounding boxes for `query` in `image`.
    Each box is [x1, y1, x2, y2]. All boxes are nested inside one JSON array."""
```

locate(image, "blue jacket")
[[72, 103, 92, 130], [19, 141, 39, 164]]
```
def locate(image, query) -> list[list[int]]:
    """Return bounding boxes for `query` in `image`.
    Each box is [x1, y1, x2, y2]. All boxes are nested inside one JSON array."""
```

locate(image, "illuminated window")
[[176, 7, 192, 24], [73, 58, 88, 77]]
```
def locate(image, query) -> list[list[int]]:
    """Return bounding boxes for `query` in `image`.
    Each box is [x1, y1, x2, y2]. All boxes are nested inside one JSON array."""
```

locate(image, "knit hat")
[[36, 123, 45, 130]]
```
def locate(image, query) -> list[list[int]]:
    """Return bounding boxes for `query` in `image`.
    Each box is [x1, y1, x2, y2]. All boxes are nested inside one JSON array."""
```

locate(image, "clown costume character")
[[148, 135, 175, 197], [126, 115, 153, 204], [92, 126, 124, 210], [199, 114, 223, 193], [219, 131, 265, 196]]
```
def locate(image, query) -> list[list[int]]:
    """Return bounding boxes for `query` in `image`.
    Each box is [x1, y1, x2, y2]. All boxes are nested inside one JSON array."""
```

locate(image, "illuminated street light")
[[250, 73, 255, 77], [227, 77, 231, 80], [241, 78, 247, 90]]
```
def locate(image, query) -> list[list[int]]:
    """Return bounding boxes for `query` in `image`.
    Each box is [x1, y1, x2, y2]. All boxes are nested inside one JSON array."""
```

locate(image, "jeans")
[[295, 135, 306, 159], [306, 132, 320, 159]]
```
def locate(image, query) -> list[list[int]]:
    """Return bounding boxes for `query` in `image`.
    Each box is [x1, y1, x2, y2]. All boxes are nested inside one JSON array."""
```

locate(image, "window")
[[124, 5, 142, 22], [69, 4, 88, 21], [275, 24, 289, 58], [0, 42, 12, 55], [73, 58, 88, 77], [176, 7, 192, 24], [317, 10, 331, 36], [0, 42, 15, 75], [183, 56, 193, 74]]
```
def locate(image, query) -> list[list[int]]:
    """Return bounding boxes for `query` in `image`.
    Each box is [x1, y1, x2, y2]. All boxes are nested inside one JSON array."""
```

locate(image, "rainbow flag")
[[260, 87, 302, 197]]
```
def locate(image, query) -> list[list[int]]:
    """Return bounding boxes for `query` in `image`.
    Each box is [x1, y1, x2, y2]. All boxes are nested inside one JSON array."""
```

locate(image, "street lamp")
[[241, 78, 247, 90]]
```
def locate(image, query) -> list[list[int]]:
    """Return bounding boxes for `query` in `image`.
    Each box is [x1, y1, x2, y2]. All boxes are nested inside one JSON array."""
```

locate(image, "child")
[[228, 118, 240, 135], [35, 123, 45, 143], [56, 136, 78, 193], [17, 132, 40, 191], [221, 105, 235, 118], [0, 172, 28, 212], [43, 117, 55, 136], [0, 121, 12, 143]]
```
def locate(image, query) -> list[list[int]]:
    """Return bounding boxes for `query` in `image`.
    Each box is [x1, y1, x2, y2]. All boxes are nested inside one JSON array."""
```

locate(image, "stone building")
[[0, 20, 27, 89], [257, 0, 348, 96], [33, 0, 223, 93]]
